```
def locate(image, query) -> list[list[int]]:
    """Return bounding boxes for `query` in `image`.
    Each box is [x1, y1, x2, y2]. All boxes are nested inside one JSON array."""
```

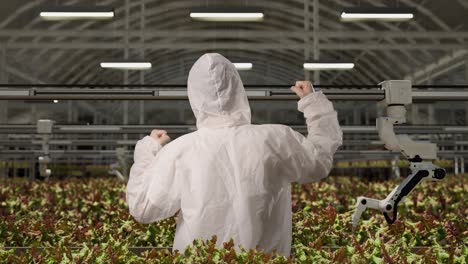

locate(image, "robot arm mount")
[[351, 80, 446, 228]]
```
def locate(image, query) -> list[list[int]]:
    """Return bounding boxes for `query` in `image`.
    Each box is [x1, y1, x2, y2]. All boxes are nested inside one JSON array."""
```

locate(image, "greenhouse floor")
[[1, 175, 466, 263]]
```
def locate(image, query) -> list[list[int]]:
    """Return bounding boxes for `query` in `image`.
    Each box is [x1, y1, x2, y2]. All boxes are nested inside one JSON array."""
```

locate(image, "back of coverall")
[[126, 53, 343, 256]]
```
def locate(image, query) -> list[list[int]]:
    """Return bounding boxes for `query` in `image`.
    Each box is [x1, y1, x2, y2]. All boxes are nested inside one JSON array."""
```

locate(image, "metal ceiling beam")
[[2, 150, 468, 158], [1, 125, 468, 135], [6, 0, 454, 85], [1, 29, 467, 39], [3, 42, 465, 51], [330, 0, 433, 84], [458, 0, 468, 10], [2, 88, 468, 101], [42, 0, 434, 82], [19, 0, 429, 85], [0, 88, 387, 100], [3, 139, 468, 147], [1, 0, 465, 86], [0, 56, 115, 124], [405, 50, 468, 83], [3, 64, 40, 83]]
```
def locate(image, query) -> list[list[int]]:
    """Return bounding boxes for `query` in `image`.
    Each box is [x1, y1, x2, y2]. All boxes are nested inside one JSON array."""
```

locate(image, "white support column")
[[312, 0, 320, 84]]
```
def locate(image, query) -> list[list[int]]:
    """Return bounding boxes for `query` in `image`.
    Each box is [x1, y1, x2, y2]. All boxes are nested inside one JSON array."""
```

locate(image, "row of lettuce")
[[0, 175, 466, 263]]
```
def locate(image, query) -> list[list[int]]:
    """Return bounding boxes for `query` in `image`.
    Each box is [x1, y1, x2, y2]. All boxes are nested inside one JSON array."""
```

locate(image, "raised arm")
[[283, 81, 343, 184], [126, 130, 180, 224]]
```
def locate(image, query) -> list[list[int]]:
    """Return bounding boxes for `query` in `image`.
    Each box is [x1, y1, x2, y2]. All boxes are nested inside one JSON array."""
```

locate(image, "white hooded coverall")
[[126, 53, 343, 256]]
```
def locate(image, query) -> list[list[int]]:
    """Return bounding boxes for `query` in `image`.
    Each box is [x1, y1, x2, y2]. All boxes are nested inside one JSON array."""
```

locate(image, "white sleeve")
[[284, 91, 343, 184], [126, 136, 180, 224]]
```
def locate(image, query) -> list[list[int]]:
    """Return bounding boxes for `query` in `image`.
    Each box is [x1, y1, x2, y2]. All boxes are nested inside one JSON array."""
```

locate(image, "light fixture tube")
[[100, 62, 152, 70], [190, 8, 264, 22], [233, 63, 253, 70], [40, 11, 114, 20], [304, 63, 355, 70], [340, 8, 414, 21]]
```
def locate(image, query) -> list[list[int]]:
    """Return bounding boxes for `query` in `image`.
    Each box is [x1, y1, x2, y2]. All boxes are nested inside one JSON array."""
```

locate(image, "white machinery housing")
[[109, 147, 128, 182], [352, 80, 446, 227], [37, 119, 53, 179]]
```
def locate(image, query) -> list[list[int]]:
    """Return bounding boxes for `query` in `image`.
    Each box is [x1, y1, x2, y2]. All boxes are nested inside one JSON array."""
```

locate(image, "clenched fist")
[[150, 129, 171, 146], [291, 81, 315, 99]]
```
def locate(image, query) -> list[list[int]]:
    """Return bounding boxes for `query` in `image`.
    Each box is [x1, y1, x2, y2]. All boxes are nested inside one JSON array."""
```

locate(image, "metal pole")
[[0, 44, 6, 120], [139, 0, 145, 126], [353, 107, 361, 124], [461, 156, 465, 174], [30, 160, 35, 181], [123, 0, 130, 136], [0, 47, 7, 126], [312, 0, 320, 84], [304, 0, 310, 81], [0, 43, 6, 179], [465, 54, 468, 127]]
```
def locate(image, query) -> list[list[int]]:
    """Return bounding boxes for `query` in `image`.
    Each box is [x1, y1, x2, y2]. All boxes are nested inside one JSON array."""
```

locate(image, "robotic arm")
[[37, 120, 53, 179], [109, 147, 128, 182], [351, 81, 446, 228]]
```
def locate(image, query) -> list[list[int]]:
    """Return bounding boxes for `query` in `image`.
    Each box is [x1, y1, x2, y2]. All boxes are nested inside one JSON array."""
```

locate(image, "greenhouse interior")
[[0, 0, 467, 263]]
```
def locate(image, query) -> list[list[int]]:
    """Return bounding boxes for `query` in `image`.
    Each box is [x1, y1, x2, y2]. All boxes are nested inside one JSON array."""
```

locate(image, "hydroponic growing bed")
[[0, 175, 466, 263]]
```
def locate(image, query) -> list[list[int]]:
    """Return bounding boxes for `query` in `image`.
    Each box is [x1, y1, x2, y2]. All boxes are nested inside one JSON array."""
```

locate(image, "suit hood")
[[188, 53, 251, 129]]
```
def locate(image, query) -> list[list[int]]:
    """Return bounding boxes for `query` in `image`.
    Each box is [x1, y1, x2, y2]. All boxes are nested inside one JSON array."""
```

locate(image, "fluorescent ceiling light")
[[190, 8, 264, 21], [304, 63, 355, 70], [53, 100, 59, 103], [340, 8, 414, 21], [233, 63, 253, 70], [100, 62, 152, 70], [40, 7, 114, 20], [40, 11, 114, 20], [190, 13, 264, 21], [341, 12, 413, 20]]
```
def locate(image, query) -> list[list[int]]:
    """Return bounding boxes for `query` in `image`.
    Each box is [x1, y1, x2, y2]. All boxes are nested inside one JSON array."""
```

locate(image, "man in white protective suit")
[[126, 53, 343, 256]]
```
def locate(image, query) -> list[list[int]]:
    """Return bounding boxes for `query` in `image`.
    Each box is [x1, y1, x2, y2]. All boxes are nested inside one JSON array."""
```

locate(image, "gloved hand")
[[150, 129, 171, 146], [291, 81, 315, 99]]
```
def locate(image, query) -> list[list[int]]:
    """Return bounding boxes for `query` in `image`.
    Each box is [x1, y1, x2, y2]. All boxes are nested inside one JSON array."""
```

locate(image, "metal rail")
[[1, 139, 468, 147], [1, 84, 468, 88], [0, 88, 383, 101], [1, 125, 468, 134], [1, 88, 468, 101], [1, 150, 467, 158]]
